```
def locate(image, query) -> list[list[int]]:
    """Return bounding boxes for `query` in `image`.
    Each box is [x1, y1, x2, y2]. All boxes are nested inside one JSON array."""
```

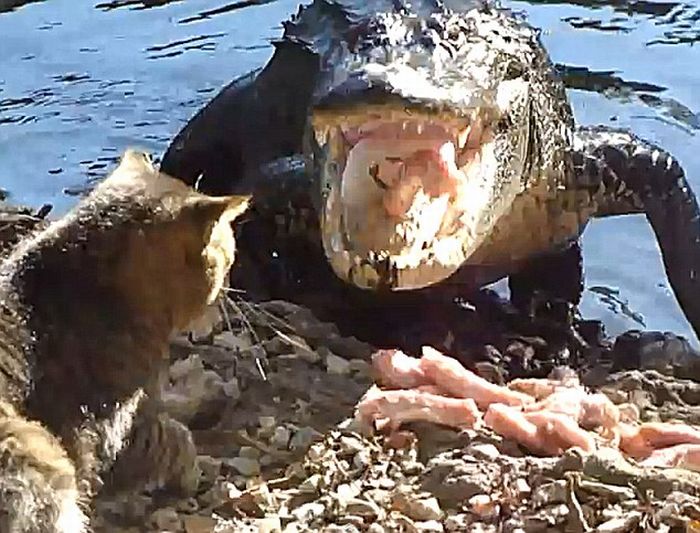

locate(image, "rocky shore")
[[93, 297, 700, 533]]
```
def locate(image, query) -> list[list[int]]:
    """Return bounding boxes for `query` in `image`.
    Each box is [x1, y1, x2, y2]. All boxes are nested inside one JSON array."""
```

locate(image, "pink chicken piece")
[[522, 388, 620, 439], [507, 369, 582, 400], [371, 349, 431, 389], [639, 443, 700, 472], [418, 346, 534, 409], [619, 421, 700, 459], [355, 385, 482, 434], [484, 404, 596, 455]]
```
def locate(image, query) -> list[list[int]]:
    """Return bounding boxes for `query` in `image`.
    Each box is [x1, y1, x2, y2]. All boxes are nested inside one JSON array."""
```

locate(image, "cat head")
[[7, 149, 251, 334], [99, 149, 252, 329]]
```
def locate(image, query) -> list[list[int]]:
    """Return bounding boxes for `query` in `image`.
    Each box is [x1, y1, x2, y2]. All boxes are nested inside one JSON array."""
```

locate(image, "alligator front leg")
[[575, 125, 700, 338], [508, 241, 584, 319]]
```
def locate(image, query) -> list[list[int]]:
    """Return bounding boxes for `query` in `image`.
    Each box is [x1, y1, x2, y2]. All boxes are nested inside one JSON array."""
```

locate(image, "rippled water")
[[1, 0, 699, 343]]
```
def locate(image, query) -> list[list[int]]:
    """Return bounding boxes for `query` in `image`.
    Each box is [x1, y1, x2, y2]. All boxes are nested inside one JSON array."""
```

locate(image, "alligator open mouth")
[[314, 109, 500, 291]]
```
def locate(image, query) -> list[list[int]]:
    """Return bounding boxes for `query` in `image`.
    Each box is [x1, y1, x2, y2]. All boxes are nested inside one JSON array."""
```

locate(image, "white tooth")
[[439, 142, 456, 167], [458, 126, 471, 150], [403, 121, 409, 130], [417, 122, 424, 135]]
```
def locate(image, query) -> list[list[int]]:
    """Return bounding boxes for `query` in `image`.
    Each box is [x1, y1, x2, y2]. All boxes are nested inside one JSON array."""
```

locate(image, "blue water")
[[1, 0, 699, 343]]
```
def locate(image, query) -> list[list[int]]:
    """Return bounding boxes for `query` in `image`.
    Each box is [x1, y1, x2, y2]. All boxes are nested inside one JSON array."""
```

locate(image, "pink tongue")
[[382, 144, 461, 217]]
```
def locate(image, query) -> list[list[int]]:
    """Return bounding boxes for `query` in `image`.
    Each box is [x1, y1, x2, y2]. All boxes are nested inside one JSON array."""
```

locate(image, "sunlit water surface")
[[1, 0, 699, 343]]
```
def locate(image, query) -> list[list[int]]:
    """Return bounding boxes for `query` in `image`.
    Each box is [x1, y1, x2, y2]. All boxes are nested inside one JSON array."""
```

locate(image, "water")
[[1, 0, 699, 344]]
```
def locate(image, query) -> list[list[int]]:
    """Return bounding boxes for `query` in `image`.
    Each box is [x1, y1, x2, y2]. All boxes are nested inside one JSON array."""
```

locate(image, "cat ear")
[[220, 194, 252, 223], [116, 149, 156, 176], [185, 194, 252, 226]]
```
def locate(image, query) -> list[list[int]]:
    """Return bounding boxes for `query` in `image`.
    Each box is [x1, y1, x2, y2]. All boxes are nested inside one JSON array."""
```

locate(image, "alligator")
[[160, 0, 700, 342]]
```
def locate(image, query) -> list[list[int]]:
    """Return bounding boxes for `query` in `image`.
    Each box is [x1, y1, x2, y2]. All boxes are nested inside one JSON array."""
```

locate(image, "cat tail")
[[0, 401, 89, 533]]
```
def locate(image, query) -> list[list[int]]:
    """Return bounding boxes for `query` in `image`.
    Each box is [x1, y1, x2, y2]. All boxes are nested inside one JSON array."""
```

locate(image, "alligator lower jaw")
[[314, 111, 497, 291]]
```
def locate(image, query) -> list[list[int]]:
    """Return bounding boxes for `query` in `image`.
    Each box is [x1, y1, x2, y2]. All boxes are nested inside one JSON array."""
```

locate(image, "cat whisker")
[[220, 294, 268, 381]]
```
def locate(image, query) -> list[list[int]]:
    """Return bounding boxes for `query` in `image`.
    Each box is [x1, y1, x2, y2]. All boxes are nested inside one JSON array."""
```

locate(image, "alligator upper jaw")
[[313, 108, 499, 291]]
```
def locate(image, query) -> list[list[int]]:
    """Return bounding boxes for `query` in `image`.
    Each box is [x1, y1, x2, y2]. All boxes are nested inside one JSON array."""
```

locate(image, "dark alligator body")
[[160, 0, 700, 373]]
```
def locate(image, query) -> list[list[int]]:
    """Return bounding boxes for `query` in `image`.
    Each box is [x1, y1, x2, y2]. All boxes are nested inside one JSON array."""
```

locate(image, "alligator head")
[[306, 2, 568, 291]]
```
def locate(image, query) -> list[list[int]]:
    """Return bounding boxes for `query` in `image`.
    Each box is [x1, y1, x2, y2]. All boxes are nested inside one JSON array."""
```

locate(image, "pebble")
[[353, 449, 372, 470], [183, 515, 218, 533], [335, 435, 361, 454], [196, 455, 222, 484], [346, 497, 383, 519], [468, 494, 499, 519], [149, 507, 182, 531], [292, 501, 326, 522], [594, 512, 642, 533], [394, 494, 443, 521], [227, 457, 261, 477], [255, 516, 283, 533], [222, 377, 241, 400], [324, 350, 352, 376], [290, 426, 322, 451], [469, 443, 500, 461], [415, 520, 444, 532], [215, 331, 250, 351], [259, 415, 277, 433], [444, 514, 470, 532], [348, 359, 372, 377], [532, 480, 567, 507], [336, 482, 362, 506], [176, 498, 199, 513], [324, 335, 373, 360], [514, 478, 531, 496], [272, 425, 292, 449], [239, 446, 261, 460], [299, 473, 323, 493]]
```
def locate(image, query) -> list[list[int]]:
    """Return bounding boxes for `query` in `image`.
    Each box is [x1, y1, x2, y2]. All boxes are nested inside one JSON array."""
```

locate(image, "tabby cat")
[[0, 150, 250, 532]]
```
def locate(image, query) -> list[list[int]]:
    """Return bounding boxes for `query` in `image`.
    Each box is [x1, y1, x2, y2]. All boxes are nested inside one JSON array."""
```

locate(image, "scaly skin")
[[161, 0, 700, 339]]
